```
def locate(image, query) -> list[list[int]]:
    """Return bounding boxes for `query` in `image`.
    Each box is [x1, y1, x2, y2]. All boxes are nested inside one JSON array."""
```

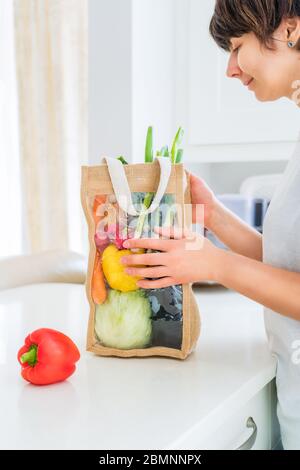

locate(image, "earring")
[[288, 41, 296, 48]]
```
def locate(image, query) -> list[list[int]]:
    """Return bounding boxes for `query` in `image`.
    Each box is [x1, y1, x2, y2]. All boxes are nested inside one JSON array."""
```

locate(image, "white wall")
[[89, 0, 133, 164], [131, 0, 176, 162], [89, 0, 177, 165], [89, 0, 287, 192]]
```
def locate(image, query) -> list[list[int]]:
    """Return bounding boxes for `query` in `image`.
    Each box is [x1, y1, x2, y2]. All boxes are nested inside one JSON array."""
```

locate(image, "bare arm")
[[214, 248, 300, 321], [208, 202, 263, 261]]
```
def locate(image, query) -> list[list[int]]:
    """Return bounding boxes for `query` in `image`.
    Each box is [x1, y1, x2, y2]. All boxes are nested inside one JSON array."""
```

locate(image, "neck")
[[287, 58, 300, 106]]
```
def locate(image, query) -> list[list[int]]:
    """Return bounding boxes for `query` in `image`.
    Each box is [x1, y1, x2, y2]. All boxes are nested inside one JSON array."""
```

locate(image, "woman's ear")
[[285, 17, 300, 43]]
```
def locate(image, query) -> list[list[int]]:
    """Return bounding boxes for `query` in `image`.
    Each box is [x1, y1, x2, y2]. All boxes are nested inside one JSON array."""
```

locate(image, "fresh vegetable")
[[171, 126, 184, 164], [145, 126, 153, 163], [146, 272, 183, 349], [90, 126, 186, 352], [175, 148, 183, 164], [117, 156, 128, 165], [95, 289, 152, 349], [95, 223, 132, 251], [106, 223, 133, 249], [93, 194, 121, 237], [92, 195, 109, 303], [162, 194, 176, 228], [92, 250, 107, 304], [17, 328, 80, 386], [133, 191, 154, 239], [133, 126, 184, 239], [132, 126, 156, 238], [133, 127, 155, 238], [93, 195, 108, 229], [102, 244, 145, 292], [157, 145, 169, 157], [94, 232, 111, 252]]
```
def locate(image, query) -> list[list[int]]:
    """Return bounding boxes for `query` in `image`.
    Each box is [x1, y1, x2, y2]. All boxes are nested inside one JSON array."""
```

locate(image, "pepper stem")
[[20, 345, 37, 366]]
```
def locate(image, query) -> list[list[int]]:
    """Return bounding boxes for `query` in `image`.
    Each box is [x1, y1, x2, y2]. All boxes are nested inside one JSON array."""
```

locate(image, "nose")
[[226, 52, 242, 79]]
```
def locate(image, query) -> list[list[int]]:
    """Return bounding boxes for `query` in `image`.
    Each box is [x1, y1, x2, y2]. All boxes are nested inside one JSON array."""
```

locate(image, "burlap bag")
[[81, 157, 200, 359]]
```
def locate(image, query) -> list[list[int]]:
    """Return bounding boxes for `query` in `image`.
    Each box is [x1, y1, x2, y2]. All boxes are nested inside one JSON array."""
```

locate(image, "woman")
[[121, 0, 300, 449]]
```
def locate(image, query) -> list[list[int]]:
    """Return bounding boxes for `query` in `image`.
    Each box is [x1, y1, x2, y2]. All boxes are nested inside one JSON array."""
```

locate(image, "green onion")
[[117, 156, 128, 165], [145, 126, 153, 163], [134, 191, 154, 239], [133, 126, 184, 238], [160, 146, 169, 157], [175, 148, 183, 164], [134, 127, 155, 237], [171, 127, 184, 164], [156, 146, 169, 157]]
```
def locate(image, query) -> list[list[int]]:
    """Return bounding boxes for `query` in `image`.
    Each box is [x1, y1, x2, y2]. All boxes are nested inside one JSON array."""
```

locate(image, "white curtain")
[[0, 0, 22, 257], [12, 0, 88, 255]]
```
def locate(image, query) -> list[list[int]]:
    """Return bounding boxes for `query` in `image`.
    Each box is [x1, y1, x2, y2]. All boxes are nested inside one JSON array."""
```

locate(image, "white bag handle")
[[101, 156, 172, 216]]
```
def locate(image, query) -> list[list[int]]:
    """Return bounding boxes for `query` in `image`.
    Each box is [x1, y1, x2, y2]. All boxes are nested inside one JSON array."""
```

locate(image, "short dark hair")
[[209, 0, 300, 52]]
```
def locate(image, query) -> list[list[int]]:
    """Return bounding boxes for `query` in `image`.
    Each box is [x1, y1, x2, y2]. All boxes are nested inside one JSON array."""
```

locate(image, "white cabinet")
[[174, 379, 280, 450], [175, 0, 300, 162], [198, 380, 280, 450]]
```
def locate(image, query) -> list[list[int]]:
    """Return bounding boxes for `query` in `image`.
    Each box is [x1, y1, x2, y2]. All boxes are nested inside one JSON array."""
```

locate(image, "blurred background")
[[1, 0, 300, 259], [1, 0, 87, 259]]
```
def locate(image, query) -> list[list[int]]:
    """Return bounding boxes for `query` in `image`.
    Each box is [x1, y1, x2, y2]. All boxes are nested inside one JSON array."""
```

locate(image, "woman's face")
[[227, 20, 300, 104]]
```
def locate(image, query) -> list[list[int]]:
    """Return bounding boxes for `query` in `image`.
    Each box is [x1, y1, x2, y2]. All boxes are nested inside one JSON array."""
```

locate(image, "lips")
[[245, 78, 254, 87]]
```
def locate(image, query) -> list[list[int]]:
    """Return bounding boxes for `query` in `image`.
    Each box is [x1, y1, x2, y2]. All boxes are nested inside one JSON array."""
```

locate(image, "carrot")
[[93, 195, 120, 232], [91, 248, 107, 304], [93, 195, 108, 227], [91, 195, 108, 304], [91, 194, 123, 304]]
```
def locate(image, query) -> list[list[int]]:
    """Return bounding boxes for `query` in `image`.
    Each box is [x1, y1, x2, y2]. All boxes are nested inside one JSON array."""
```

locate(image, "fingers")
[[154, 226, 195, 240], [121, 252, 167, 266], [123, 228, 196, 253], [123, 237, 171, 252], [125, 266, 168, 278], [137, 277, 178, 289]]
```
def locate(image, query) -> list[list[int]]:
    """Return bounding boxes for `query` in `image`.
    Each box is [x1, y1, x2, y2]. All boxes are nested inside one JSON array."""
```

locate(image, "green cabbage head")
[[95, 289, 152, 349]]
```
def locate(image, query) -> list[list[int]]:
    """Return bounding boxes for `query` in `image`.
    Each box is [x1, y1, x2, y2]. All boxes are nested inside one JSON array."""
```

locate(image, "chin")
[[254, 89, 282, 102], [256, 95, 278, 102]]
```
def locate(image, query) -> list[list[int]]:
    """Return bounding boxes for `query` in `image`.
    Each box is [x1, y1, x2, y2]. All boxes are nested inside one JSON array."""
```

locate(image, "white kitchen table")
[[0, 283, 278, 450]]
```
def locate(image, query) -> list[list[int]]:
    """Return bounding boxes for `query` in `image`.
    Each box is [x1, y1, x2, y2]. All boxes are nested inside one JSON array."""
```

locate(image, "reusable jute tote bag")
[[81, 156, 201, 359]]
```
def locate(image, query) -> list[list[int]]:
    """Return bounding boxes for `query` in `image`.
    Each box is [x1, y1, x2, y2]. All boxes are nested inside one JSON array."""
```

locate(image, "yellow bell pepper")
[[102, 244, 145, 292]]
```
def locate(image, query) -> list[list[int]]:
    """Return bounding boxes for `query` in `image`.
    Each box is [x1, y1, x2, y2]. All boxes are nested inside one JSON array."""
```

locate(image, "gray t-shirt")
[[263, 130, 300, 450]]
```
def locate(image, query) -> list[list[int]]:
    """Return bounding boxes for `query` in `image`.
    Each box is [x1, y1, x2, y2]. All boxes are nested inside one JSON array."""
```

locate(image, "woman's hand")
[[121, 226, 221, 289], [188, 172, 219, 229]]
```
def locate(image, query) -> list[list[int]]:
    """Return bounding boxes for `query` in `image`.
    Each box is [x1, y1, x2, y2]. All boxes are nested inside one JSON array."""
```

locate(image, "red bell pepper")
[[17, 328, 80, 385]]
